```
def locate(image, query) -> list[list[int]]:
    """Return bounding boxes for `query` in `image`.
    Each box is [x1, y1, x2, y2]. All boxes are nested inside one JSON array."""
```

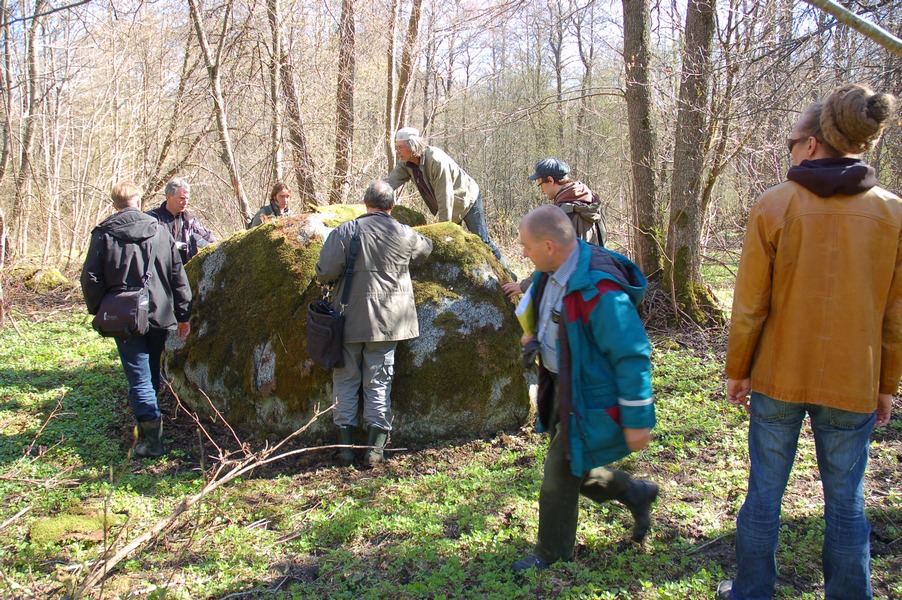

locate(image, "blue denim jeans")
[[461, 193, 504, 262], [732, 392, 874, 600], [114, 328, 169, 422]]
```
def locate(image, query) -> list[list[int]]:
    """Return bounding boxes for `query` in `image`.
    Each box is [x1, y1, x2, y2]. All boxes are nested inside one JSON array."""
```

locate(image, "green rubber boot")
[[135, 418, 165, 458], [365, 425, 389, 467], [337, 425, 355, 466]]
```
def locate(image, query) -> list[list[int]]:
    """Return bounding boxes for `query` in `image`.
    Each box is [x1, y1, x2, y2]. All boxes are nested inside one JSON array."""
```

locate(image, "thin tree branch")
[[0, 0, 91, 27], [802, 0, 902, 55]]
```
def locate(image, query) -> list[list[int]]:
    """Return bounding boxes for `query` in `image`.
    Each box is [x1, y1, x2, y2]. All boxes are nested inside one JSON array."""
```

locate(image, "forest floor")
[[0, 269, 899, 599]]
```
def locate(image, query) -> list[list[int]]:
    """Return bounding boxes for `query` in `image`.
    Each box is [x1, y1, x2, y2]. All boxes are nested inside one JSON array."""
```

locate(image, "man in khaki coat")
[[386, 127, 504, 264], [315, 180, 433, 467]]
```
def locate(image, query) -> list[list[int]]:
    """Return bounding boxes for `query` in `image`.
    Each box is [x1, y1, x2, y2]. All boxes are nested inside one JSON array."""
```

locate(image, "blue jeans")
[[461, 193, 504, 263], [114, 328, 169, 422], [732, 392, 874, 600]]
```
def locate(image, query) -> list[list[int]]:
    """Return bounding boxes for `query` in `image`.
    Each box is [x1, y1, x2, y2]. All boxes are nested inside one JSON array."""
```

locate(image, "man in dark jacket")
[[146, 178, 216, 263], [81, 182, 193, 457], [315, 180, 433, 467], [512, 205, 658, 572]]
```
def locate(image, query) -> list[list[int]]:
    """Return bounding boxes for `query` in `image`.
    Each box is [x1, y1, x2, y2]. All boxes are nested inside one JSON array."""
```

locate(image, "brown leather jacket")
[[725, 177, 902, 413]]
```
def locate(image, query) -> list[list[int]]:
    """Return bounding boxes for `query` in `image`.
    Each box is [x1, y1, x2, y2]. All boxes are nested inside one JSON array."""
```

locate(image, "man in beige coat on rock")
[[316, 180, 433, 467]]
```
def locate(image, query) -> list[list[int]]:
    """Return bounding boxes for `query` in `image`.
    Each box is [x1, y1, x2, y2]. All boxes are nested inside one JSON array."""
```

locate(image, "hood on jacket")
[[97, 207, 158, 244], [554, 181, 597, 206], [569, 240, 647, 306], [786, 157, 878, 198]]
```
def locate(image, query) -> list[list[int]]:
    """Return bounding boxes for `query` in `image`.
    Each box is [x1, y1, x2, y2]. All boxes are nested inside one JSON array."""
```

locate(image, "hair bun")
[[820, 84, 896, 155]]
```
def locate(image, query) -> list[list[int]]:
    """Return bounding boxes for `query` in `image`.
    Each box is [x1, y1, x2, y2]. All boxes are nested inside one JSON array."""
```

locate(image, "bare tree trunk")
[[329, 0, 356, 205], [187, 0, 252, 224], [394, 0, 423, 131], [281, 59, 319, 208], [0, 207, 5, 328], [0, 0, 13, 185], [664, 0, 721, 324], [622, 0, 663, 277], [11, 0, 45, 257], [143, 30, 205, 201], [421, 8, 438, 133], [384, 0, 399, 166], [548, 0, 565, 146], [573, 0, 595, 166], [803, 0, 902, 56], [267, 0, 284, 182]]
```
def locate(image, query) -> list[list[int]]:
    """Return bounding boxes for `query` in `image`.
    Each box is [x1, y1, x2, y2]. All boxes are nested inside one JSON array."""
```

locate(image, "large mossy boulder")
[[164, 205, 531, 443]]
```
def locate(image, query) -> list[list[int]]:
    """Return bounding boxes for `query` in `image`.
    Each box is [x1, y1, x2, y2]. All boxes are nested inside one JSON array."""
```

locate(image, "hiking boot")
[[619, 479, 659, 542], [364, 425, 389, 467], [716, 580, 733, 599], [135, 418, 165, 458], [336, 425, 355, 466]]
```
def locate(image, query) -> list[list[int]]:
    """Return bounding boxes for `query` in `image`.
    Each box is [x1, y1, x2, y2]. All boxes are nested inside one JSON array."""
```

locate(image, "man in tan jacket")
[[316, 180, 433, 467], [719, 84, 899, 600], [387, 127, 504, 264]]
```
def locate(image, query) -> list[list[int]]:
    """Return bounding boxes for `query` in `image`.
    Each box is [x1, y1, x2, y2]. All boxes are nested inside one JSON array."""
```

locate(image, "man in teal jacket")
[[513, 205, 659, 572]]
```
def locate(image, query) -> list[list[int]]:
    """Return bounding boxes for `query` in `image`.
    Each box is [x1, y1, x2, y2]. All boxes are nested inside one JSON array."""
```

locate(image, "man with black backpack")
[[81, 182, 192, 458]]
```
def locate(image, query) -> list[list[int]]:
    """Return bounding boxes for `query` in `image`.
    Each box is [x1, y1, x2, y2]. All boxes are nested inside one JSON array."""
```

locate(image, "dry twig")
[[73, 403, 333, 597]]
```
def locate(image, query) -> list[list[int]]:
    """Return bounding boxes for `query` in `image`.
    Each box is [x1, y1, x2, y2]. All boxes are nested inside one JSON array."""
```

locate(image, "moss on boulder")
[[164, 205, 531, 444], [23, 268, 70, 292]]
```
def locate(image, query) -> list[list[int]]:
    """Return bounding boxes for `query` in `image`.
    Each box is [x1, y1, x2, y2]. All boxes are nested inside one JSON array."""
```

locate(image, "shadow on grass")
[[0, 363, 132, 463], [202, 504, 901, 599]]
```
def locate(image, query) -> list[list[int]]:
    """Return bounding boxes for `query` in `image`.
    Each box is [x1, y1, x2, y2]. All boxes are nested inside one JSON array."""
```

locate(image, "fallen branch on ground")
[[73, 396, 334, 597]]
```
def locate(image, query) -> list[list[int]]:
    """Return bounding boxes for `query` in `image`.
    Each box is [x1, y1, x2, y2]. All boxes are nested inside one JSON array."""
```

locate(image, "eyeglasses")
[[786, 137, 806, 153], [536, 179, 546, 189]]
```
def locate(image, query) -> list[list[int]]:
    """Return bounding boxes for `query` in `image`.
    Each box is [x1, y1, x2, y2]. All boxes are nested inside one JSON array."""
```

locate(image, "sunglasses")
[[786, 137, 806, 153]]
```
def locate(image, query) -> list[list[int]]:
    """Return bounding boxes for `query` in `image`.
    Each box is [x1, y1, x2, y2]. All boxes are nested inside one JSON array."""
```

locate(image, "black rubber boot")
[[619, 479, 659, 542], [337, 425, 355, 466], [135, 418, 165, 458], [365, 425, 389, 467]]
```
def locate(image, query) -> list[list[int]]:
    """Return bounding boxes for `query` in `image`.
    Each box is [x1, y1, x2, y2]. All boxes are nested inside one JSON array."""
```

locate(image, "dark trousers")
[[534, 416, 631, 563], [533, 373, 630, 563]]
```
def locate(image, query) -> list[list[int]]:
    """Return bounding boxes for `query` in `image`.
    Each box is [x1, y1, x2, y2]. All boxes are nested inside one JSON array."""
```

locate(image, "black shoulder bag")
[[306, 220, 362, 369], [92, 240, 156, 338]]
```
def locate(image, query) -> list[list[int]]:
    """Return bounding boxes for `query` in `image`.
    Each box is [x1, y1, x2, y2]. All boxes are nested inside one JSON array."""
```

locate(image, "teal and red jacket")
[[529, 240, 655, 476]]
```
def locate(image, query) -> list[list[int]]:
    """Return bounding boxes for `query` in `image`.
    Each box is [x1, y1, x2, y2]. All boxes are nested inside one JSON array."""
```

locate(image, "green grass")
[[0, 304, 899, 599]]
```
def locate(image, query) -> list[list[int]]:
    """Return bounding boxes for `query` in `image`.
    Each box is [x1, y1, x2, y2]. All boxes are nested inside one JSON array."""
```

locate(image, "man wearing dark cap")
[[386, 127, 505, 264], [530, 158, 605, 246], [503, 158, 606, 298]]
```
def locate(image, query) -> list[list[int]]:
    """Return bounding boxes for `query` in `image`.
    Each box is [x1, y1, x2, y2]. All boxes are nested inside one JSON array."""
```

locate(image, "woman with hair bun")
[[719, 84, 900, 600]]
